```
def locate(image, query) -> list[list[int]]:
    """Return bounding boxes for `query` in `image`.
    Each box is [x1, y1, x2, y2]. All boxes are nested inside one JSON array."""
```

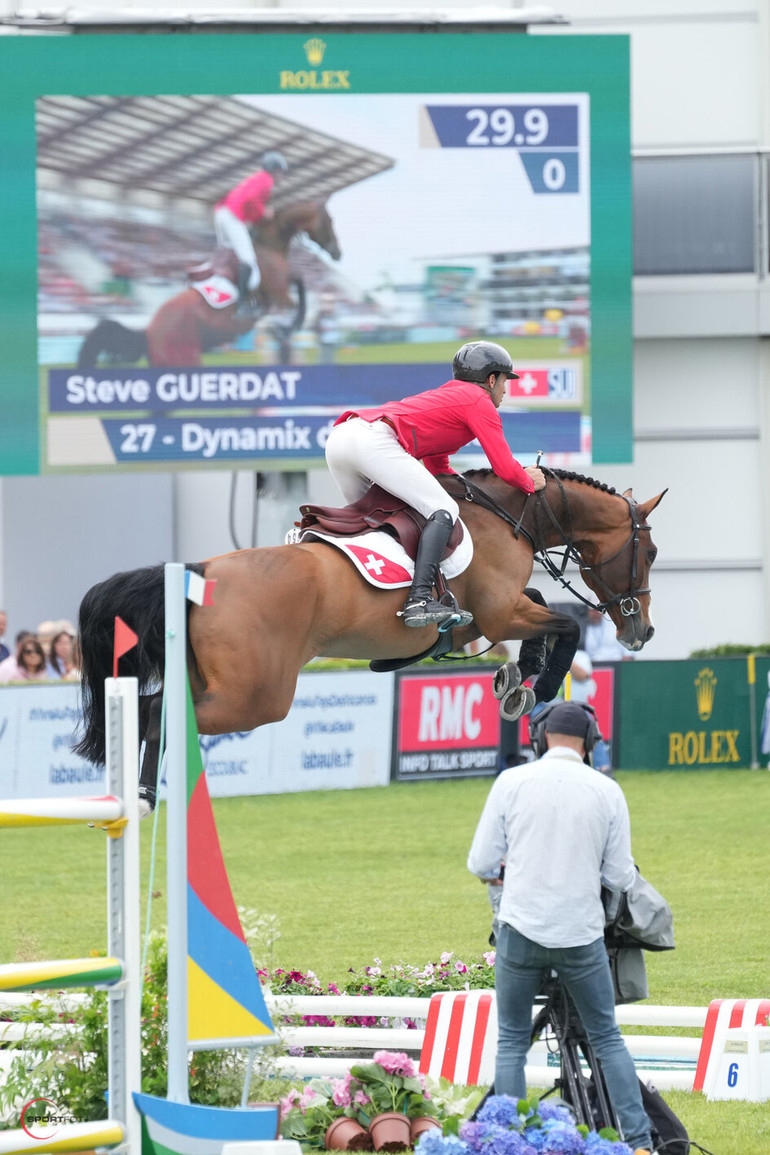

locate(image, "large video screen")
[[0, 33, 631, 475]]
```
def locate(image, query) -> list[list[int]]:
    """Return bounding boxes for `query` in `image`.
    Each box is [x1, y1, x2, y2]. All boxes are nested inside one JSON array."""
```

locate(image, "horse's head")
[[275, 200, 341, 261], [576, 486, 667, 653], [307, 201, 341, 261]]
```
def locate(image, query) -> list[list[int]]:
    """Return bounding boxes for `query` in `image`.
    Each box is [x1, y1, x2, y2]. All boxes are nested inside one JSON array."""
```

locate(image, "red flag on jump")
[[113, 616, 139, 678]]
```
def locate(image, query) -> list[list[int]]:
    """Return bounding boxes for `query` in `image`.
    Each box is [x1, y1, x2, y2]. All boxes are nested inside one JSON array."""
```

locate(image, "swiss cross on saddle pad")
[[346, 543, 412, 586], [302, 526, 474, 590], [191, 274, 238, 309]]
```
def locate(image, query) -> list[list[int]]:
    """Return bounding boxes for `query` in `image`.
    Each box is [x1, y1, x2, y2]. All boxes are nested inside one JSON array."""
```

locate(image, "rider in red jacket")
[[325, 341, 545, 630], [214, 150, 288, 302]]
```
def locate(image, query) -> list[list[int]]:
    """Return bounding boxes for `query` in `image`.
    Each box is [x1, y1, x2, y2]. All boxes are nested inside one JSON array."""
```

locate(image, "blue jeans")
[[494, 923, 652, 1151]]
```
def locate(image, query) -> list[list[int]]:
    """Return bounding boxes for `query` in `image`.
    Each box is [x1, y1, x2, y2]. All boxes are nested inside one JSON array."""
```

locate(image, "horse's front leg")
[[477, 591, 580, 722]]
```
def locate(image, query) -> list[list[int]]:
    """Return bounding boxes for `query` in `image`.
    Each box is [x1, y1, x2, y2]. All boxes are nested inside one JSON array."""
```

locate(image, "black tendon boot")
[[399, 510, 473, 630]]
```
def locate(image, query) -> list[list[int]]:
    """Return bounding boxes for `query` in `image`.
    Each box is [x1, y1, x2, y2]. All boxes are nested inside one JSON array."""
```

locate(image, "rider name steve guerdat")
[[62, 370, 302, 406]]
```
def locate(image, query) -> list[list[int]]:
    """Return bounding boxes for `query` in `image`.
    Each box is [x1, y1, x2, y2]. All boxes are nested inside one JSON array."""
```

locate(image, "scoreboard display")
[[0, 33, 631, 476]]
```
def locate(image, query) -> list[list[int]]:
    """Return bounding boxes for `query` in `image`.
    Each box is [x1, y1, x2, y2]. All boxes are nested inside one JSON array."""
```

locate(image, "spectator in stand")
[[36, 620, 58, 660], [47, 629, 79, 680], [0, 637, 49, 683], [0, 610, 9, 662], [584, 606, 635, 663]]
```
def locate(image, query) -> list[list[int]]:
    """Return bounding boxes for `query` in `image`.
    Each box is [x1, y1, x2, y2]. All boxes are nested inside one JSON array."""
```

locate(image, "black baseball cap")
[[544, 702, 592, 739]]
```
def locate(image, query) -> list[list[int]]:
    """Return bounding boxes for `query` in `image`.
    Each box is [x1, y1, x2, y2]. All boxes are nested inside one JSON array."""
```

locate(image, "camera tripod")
[[531, 975, 619, 1132], [471, 973, 619, 1133]]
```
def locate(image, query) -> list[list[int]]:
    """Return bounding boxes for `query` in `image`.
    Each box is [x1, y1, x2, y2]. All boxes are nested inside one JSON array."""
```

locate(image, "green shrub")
[[688, 643, 770, 658]]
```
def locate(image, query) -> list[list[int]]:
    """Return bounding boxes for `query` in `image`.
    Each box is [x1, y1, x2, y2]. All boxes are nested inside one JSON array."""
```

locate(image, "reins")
[[454, 467, 651, 619]]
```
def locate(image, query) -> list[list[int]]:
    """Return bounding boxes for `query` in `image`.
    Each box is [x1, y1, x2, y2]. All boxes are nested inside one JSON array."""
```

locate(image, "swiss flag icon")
[[346, 544, 412, 585], [203, 283, 234, 306]]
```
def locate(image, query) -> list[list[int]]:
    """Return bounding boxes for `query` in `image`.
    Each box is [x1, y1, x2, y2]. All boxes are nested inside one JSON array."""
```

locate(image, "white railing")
[[0, 991, 707, 1093], [265, 994, 704, 1091]]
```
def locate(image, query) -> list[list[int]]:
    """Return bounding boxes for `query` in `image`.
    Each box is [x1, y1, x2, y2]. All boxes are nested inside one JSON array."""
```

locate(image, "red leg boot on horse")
[[398, 509, 473, 631]]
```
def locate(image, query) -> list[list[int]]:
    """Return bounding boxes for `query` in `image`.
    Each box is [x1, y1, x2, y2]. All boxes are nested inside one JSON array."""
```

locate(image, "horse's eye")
[[647, 548, 657, 563]]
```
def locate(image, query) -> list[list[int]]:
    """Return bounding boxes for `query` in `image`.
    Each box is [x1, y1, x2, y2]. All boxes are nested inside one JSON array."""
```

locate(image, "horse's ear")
[[638, 489, 668, 518], [623, 488, 633, 500]]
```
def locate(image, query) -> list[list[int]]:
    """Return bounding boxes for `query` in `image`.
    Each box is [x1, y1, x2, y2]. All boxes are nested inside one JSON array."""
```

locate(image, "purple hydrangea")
[[415, 1131, 471, 1155], [475, 1094, 526, 1128]]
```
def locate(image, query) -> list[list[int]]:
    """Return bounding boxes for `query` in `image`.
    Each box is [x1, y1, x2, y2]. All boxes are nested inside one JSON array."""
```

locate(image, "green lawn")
[[2, 769, 769, 1152]]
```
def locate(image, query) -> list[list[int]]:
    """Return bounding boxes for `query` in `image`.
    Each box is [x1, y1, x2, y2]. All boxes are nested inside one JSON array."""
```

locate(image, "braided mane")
[[463, 466, 618, 496]]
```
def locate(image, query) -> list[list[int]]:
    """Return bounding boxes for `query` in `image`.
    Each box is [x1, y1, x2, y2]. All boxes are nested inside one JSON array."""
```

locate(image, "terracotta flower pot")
[[368, 1112, 412, 1152], [409, 1117, 442, 1145], [325, 1116, 374, 1152]]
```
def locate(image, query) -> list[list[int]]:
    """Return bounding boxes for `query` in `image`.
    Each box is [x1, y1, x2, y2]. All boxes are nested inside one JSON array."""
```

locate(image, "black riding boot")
[[400, 510, 473, 630], [234, 262, 257, 319]]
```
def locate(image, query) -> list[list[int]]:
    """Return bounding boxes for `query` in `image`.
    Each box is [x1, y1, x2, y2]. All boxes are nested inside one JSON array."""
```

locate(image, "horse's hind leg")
[[138, 692, 163, 816]]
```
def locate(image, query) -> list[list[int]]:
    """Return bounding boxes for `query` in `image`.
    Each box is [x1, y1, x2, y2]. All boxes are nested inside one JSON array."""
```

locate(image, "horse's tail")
[[77, 319, 148, 368], [74, 564, 169, 766]]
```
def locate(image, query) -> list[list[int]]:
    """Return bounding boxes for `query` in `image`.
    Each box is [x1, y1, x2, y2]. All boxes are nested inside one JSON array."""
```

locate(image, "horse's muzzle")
[[618, 619, 654, 651]]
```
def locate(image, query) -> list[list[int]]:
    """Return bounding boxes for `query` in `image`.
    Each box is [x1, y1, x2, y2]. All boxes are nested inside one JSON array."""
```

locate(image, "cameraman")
[[467, 702, 652, 1155]]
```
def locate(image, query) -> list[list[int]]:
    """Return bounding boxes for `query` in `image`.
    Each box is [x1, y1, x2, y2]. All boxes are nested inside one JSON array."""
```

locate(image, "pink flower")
[[299, 1088, 319, 1111], [455, 961, 468, 974], [332, 1074, 352, 1107], [440, 951, 453, 964], [354, 1090, 372, 1107], [483, 950, 496, 967], [280, 1090, 301, 1119], [374, 1050, 416, 1077]]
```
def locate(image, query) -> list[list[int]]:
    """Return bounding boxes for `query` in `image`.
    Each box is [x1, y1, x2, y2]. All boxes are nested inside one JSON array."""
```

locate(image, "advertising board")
[[0, 670, 393, 800], [0, 33, 631, 475], [393, 666, 501, 781], [617, 657, 770, 771]]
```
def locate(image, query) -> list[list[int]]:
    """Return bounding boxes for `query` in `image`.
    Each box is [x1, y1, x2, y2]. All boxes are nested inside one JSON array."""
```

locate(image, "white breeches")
[[325, 417, 460, 522], [213, 207, 261, 289]]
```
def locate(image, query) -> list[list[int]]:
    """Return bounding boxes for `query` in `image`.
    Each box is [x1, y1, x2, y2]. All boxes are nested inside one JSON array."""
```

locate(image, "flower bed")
[[262, 952, 497, 1039], [280, 1061, 634, 1155]]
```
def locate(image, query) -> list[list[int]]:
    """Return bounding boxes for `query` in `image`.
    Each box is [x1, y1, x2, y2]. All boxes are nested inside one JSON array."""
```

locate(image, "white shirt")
[[467, 747, 636, 947], [584, 616, 630, 663]]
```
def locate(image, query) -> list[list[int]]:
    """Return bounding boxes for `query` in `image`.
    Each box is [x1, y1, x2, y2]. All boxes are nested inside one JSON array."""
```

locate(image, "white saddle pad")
[[298, 521, 474, 590]]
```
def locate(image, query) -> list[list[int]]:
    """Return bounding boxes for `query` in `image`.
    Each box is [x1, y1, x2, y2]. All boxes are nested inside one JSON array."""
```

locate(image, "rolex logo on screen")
[[304, 38, 326, 66], [281, 38, 350, 89]]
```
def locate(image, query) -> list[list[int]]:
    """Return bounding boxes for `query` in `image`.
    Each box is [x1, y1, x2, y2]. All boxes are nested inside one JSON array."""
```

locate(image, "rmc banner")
[[0, 33, 631, 476]]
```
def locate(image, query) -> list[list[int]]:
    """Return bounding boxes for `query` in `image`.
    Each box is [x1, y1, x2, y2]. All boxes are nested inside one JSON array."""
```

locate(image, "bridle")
[[453, 469, 651, 619]]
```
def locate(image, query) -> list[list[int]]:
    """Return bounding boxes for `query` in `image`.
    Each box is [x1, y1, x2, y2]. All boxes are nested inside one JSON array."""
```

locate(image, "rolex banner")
[[616, 657, 770, 770]]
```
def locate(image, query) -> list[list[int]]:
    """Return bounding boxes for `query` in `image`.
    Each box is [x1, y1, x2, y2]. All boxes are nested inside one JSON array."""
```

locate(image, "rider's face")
[[489, 373, 508, 408]]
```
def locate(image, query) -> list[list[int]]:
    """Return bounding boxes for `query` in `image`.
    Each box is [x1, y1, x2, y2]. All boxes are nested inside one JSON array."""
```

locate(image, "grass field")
[[2, 769, 769, 1152]]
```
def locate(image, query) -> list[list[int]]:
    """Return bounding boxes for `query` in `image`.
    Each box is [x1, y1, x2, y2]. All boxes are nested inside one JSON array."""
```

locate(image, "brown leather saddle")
[[296, 484, 463, 563], [187, 247, 240, 285]]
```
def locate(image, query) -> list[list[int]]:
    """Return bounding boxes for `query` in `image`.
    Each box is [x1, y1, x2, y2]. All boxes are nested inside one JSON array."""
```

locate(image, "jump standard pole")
[[165, 562, 189, 1103]]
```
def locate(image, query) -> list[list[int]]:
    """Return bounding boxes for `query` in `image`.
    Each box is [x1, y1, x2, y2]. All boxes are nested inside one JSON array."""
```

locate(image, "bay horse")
[[76, 200, 341, 368], [75, 468, 665, 772]]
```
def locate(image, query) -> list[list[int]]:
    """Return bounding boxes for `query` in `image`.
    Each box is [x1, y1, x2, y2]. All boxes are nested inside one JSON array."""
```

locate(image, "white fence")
[[265, 993, 705, 1092], [0, 990, 707, 1094]]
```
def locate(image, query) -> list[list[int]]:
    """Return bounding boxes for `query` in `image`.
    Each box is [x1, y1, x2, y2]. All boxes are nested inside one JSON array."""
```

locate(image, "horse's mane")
[[462, 466, 618, 496]]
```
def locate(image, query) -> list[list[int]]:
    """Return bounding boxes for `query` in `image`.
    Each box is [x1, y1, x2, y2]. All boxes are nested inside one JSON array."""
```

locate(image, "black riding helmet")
[[453, 340, 520, 383], [261, 150, 289, 174]]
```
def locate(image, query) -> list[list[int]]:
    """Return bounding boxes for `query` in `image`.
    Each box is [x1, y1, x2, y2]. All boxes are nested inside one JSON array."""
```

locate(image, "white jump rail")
[[0, 679, 141, 1155]]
